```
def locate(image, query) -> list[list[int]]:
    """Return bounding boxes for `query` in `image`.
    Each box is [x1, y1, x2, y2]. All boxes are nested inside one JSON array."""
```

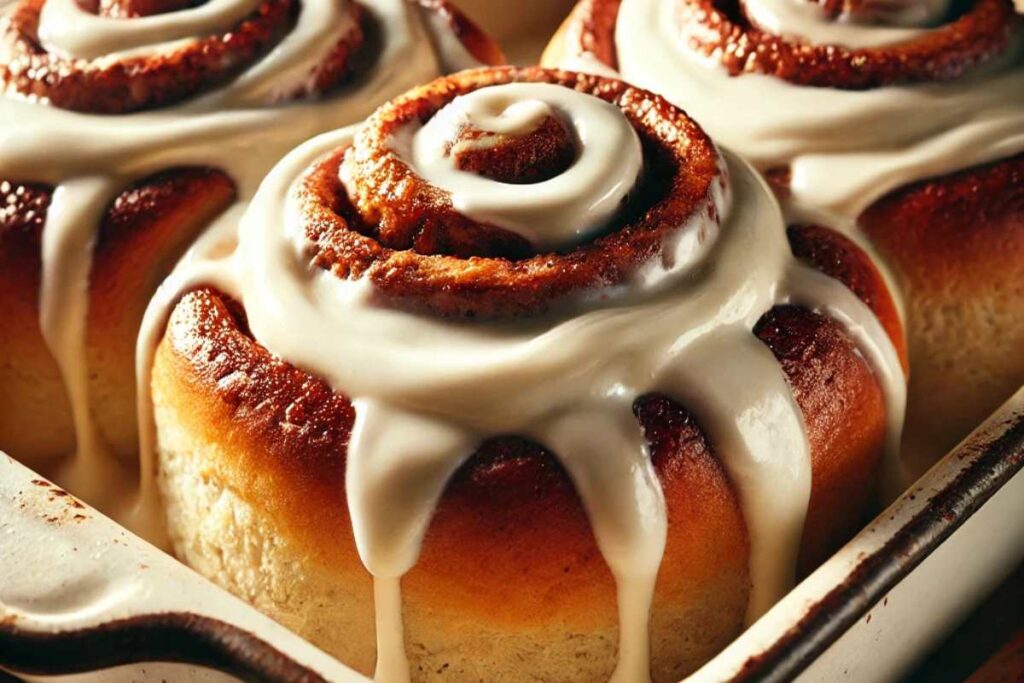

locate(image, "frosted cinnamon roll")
[[147, 67, 907, 681], [0, 0, 501, 521], [545, 0, 1024, 475]]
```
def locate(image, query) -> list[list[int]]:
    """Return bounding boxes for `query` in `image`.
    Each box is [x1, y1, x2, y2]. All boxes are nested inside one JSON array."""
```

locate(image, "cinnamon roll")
[[0, 0, 501, 518], [545, 0, 1024, 476], [147, 67, 907, 681]]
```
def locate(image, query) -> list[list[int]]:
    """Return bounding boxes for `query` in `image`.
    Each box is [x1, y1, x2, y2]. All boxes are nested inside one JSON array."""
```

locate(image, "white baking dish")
[[2, 387, 1021, 683]]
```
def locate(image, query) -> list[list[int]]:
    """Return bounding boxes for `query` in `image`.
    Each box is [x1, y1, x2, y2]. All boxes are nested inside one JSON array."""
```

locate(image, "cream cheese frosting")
[[387, 83, 643, 249]]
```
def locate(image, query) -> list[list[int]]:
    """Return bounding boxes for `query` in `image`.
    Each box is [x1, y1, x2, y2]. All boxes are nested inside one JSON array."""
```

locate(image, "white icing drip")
[[347, 400, 479, 576], [414, 1, 483, 73], [782, 202, 908, 330], [4, 3, 917, 679], [540, 404, 665, 683], [236, 145, 737, 422], [390, 83, 643, 249], [742, 0, 935, 47], [40, 178, 131, 501], [348, 401, 479, 681], [133, 207, 244, 543], [788, 112, 1024, 219], [609, 0, 1024, 222], [0, 0, 482, 544], [212, 0, 362, 105], [656, 328, 811, 621], [778, 209, 908, 502]]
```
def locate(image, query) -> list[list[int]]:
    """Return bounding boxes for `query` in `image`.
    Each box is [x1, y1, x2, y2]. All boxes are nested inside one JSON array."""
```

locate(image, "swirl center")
[[402, 83, 643, 251], [443, 99, 577, 185]]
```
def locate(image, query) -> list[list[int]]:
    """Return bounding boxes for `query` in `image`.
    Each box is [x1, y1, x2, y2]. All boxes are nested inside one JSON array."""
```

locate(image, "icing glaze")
[[387, 82, 643, 249], [743, 0, 938, 47]]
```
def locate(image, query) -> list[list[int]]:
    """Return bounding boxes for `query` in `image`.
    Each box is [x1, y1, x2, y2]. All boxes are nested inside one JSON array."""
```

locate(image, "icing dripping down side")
[[783, 263, 908, 499]]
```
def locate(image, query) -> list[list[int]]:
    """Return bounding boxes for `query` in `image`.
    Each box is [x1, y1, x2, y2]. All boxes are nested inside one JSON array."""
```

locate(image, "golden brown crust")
[[753, 305, 885, 572], [552, 0, 621, 68], [156, 289, 361, 570], [87, 169, 237, 454], [859, 152, 1024, 471], [0, 0, 504, 462], [547, 2, 1022, 473], [0, 169, 235, 464], [154, 215, 900, 622], [304, 66, 723, 318], [0, 180, 69, 461], [551, 0, 1018, 88], [146, 52, 905, 675], [152, 297, 882, 679], [860, 154, 1024, 268], [0, 179, 50, 287]]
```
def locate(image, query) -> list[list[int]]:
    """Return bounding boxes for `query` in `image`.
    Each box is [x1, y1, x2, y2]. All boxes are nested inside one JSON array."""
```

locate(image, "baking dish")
[[2, 386, 1021, 683]]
